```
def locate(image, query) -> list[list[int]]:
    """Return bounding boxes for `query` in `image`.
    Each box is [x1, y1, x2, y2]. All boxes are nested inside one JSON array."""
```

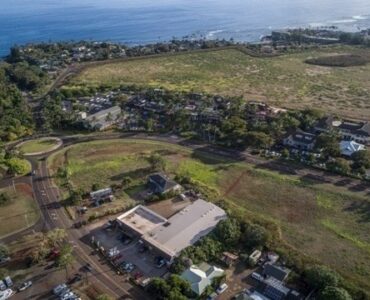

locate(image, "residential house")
[[148, 173, 182, 195], [263, 263, 290, 282], [263, 278, 290, 300], [315, 117, 370, 145], [283, 129, 317, 151], [221, 252, 239, 266], [84, 106, 122, 130], [181, 263, 224, 296], [90, 188, 113, 206], [339, 140, 365, 157], [249, 249, 262, 266]]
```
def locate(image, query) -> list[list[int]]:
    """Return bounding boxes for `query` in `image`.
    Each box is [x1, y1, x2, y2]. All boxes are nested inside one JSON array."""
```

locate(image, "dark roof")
[[263, 263, 290, 282], [290, 130, 316, 145], [263, 278, 290, 300], [148, 173, 177, 192], [314, 116, 335, 130], [234, 293, 254, 300], [339, 121, 370, 137]]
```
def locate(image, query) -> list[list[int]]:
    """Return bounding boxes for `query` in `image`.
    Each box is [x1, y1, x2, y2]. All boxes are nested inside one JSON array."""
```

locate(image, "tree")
[[351, 150, 370, 171], [326, 158, 351, 175], [241, 223, 268, 250], [69, 189, 83, 205], [96, 295, 114, 300], [147, 153, 166, 171], [56, 243, 74, 279], [6, 157, 30, 175], [220, 116, 247, 146], [0, 193, 11, 206], [245, 131, 274, 149], [319, 286, 352, 300], [148, 278, 171, 299], [46, 228, 67, 248], [121, 176, 133, 187], [167, 274, 191, 296], [0, 245, 9, 258], [305, 265, 340, 290], [316, 133, 340, 158], [215, 218, 241, 247], [91, 183, 102, 191]]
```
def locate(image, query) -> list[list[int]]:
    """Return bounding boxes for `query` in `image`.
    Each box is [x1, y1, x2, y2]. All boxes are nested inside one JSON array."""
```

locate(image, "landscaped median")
[[17, 137, 63, 156]]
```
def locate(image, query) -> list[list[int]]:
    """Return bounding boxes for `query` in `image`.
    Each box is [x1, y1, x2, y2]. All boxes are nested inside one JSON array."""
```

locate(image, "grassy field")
[[18, 138, 60, 154], [48, 139, 370, 291], [68, 46, 370, 119], [0, 183, 39, 238]]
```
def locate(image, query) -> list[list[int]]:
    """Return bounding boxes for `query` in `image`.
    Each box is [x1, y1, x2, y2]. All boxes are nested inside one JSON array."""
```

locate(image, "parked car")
[[53, 284, 67, 295], [60, 291, 75, 300], [155, 256, 165, 268], [3, 277, 11, 288], [216, 283, 228, 294], [67, 274, 82, 285], [0, 257, 10, 265], [17, 281, 32, 292], [0, 289, 14, 300], [251, 272, 264, 282], [84, 263, 93, 272], [0, 281, 6, 291]]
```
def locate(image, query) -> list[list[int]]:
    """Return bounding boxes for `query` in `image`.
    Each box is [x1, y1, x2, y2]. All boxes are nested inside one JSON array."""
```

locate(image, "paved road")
[[30, 159, 150, 299]]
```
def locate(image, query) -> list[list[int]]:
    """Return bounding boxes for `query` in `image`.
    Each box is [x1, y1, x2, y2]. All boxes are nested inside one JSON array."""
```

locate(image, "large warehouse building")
[[116, 199, 227, 262]]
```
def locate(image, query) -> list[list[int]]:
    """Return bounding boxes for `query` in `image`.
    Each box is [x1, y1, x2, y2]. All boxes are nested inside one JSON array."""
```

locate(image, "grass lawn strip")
[[0, 183, 40, 238]]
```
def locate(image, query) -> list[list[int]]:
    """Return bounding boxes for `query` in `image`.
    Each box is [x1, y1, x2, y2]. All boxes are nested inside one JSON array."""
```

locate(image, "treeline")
[[0, 64, 34, 141]]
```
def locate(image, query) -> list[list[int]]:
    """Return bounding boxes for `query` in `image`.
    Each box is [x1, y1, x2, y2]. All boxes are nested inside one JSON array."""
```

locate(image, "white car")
[[0, 289, 14, 300], [18, 281, 32, 292], [60, 291, 75, 300], [216, 283, 228, 294], [0, 282, 6, 291], [53, 284, 67, 295]]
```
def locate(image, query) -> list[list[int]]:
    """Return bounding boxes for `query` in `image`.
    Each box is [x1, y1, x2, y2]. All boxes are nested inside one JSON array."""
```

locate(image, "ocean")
[[1, 0, 370, 57]]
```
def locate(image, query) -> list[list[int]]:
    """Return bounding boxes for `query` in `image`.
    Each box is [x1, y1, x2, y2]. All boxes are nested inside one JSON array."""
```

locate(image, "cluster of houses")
[[284, 116, 369, 157]]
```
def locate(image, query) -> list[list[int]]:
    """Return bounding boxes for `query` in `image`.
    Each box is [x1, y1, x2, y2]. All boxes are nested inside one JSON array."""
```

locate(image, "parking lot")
[[85, 220, 168, 279]]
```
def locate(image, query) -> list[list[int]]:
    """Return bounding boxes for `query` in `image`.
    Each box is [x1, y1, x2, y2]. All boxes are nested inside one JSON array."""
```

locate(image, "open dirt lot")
[[68, 46, 370, 119]]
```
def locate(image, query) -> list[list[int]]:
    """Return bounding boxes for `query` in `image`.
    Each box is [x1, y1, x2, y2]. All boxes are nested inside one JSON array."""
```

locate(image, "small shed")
[[221, 252, 239, 266]]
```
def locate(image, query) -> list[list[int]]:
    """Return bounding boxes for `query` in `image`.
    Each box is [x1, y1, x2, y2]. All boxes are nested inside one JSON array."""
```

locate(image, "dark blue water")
[[1, 0, 370, 57]]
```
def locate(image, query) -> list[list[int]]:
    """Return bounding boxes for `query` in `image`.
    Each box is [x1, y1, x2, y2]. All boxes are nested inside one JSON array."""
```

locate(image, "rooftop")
[[143, 199, 227, 258], [117, 205, 167, 236]]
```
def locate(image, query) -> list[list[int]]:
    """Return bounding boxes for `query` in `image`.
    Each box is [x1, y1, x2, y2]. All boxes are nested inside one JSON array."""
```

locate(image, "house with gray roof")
[[148, 173, 181, 194], [263, 263, 291, 282], [84, 106, 122, 130], [283, 129, 317, 151]]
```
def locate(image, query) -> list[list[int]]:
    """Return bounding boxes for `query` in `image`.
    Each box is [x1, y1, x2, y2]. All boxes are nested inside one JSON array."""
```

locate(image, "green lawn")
[[18, 138, 60, 154], [68, 46, 370, 119], [48, 139, 370, 291], [0, 184, 40, 238]]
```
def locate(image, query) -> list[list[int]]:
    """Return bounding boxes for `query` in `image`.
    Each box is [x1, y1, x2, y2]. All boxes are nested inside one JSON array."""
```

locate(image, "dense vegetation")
[[0, 64, 34, 141]]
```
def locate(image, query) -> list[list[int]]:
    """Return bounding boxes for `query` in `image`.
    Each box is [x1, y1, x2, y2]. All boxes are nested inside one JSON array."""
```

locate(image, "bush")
[[319, 286, 352, 300], [0, 193, 11, 206], [305, 265, 340, 290]]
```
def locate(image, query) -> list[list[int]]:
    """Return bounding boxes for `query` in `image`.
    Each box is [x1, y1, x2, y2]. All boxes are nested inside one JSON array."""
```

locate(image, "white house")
[[181, 263, 224, 295], [339, 140, 365, 157]]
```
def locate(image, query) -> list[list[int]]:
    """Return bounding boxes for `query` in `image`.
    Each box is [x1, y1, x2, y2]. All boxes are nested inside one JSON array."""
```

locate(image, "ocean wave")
[[353, 15, 369, 20], [206, 29, 224, 38], [331, 18, 357, 24]]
